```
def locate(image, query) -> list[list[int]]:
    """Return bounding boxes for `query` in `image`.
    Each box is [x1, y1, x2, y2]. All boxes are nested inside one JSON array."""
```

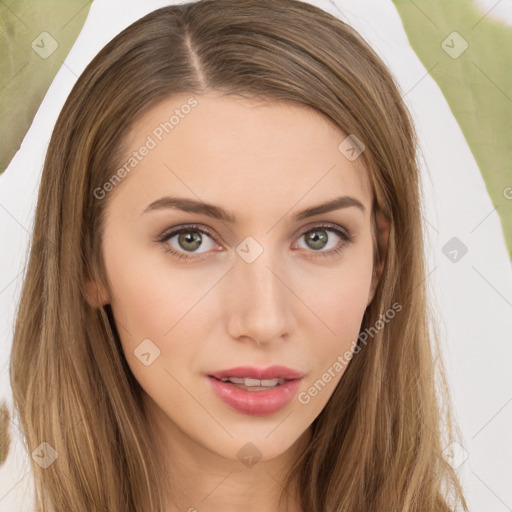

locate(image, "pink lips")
[[206, 365, 305, 416]]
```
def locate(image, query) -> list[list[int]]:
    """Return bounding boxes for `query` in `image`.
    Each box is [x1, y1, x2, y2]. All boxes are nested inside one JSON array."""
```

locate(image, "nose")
[[225, 248, 295, 347]]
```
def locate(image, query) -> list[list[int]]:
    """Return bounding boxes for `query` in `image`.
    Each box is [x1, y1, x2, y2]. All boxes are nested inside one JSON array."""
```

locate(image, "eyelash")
[[155, 223, 354, 262]]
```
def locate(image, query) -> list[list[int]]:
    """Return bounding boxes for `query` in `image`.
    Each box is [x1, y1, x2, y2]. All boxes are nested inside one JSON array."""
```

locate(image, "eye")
[[156, 224, 220, 261], [294, 224, 354, 258], [156, 223, 354, 262]]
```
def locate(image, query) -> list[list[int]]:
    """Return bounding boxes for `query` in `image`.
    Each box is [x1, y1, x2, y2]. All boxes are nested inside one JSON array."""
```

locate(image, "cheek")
[[101, 228, 178, 345], [102, 244, 206, 408], [298, 239, 374, 345], [103, 230, 219, 370], [107, 267, 200, 354], [293, 245, 373, 408]]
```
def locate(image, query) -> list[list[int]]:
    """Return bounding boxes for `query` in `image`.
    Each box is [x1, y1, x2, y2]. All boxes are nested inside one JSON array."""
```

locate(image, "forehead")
[[108, 92, 373, 223]]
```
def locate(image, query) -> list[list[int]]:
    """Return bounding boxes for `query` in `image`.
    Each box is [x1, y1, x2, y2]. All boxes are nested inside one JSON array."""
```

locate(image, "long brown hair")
[[9, 0, 468, 510]]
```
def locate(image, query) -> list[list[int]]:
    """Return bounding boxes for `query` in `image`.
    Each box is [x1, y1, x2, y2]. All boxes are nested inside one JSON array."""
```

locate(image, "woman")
[[9, 0, 468, 510]]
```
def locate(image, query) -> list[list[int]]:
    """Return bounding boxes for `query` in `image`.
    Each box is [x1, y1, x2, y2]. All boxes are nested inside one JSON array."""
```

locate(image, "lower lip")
[[206, 376, 302, 416]]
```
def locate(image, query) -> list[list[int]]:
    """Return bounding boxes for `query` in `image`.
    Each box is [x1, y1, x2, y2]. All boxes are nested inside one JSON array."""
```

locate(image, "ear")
[[367, 208, 390, 307], [84, 276, 111, 308]]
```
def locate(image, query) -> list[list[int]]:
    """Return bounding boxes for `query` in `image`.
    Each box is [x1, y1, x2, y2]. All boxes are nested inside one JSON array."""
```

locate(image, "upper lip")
[[208, 365, 304, 381]]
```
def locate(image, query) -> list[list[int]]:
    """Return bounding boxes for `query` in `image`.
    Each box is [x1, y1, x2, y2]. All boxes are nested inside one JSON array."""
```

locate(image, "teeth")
[[219, 377, 285, 387], [260, 378, 283, 386], [220, 377, 245, 384], [245, 378, 261, 387]]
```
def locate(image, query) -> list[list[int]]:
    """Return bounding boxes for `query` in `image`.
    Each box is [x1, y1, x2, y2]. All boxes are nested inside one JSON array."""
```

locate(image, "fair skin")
[[86, 91, 388, 511]]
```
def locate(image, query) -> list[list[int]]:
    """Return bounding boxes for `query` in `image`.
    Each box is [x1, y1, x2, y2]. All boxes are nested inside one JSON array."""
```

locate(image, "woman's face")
[[89, 91, 380, 464]]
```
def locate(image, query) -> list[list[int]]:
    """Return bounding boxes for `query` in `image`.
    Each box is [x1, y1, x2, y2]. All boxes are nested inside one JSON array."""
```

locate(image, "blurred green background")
[[0, 0, 511, 264], [394, 0, 512, 260]]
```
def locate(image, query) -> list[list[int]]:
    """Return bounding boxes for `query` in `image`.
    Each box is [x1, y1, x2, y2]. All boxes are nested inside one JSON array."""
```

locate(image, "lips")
[[205, 365, 305, 416]]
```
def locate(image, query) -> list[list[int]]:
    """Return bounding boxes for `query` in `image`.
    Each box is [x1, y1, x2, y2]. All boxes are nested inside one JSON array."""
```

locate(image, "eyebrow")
[[141, 195, 365, 223]]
